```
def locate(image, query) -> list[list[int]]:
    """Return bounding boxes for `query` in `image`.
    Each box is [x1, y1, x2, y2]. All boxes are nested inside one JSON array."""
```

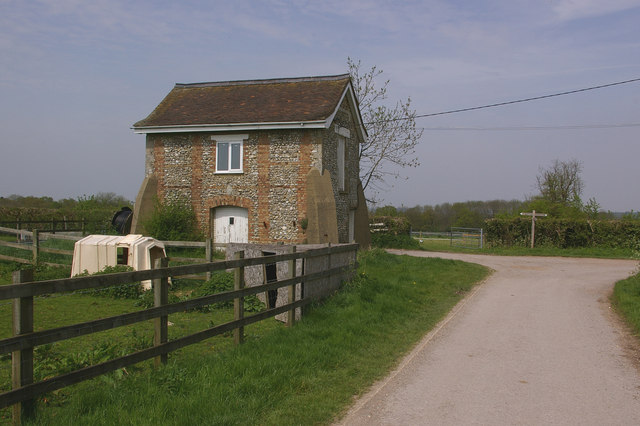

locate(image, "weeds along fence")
[[0, 243, 358, 422]]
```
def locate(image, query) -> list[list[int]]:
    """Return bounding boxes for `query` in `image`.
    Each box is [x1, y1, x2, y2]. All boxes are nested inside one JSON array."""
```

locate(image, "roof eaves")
[[132, 120, 330, 134]]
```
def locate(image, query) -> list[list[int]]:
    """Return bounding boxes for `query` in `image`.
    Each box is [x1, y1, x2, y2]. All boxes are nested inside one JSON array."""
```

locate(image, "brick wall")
[[149, 129, 323, 244], [147, 97, 360, 244]]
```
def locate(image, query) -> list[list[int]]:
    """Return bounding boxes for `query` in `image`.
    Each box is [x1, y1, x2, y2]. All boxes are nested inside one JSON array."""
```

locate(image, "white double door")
[[213, 206, 248, 244]]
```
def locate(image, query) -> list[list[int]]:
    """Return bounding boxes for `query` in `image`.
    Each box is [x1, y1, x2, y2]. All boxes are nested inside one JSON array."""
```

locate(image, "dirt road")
[[338, 251, 640, 425]]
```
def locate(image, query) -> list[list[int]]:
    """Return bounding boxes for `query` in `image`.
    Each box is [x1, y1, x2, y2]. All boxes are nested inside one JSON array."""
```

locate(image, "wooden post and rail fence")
[[0, 227, 79, 267], [0, 226, 223, 271], [0, 219, 107, 235], [0, 243, 358, 423]]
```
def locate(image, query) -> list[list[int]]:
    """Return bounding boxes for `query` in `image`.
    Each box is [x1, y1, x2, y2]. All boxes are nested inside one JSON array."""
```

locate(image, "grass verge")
[[417, 238, 638, 259], [19, 249, 489, 425], [612, 270, 640, 337]]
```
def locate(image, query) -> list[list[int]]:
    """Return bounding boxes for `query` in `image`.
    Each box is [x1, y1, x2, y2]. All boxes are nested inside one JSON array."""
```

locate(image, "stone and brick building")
[[132, 74, 370, 246]]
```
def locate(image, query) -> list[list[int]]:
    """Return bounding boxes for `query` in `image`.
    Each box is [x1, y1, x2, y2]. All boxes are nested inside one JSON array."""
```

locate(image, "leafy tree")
[[403, 206, 425, 230], [348, 58, 423, 198], [452, 203, 484, 228], [583, 197, 601, 220], [395, 200, 526, 232], [93, 192, 131, 207], [523, 197, 583, 219], [374, 205, 399, 217], [536, 159, 584, 206]]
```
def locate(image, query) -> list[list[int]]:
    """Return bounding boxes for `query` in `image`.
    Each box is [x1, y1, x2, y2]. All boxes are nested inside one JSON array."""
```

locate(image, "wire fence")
[[450, 227, 484, 249], [411, 229, 484, 249]]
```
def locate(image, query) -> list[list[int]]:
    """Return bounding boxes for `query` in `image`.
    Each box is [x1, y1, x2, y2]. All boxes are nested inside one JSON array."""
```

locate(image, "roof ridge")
[[176, 73, 350, 88]]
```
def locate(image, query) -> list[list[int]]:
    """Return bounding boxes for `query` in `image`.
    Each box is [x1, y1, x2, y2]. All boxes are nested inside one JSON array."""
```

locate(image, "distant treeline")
[[0, 193, 132, 232], [0, 193, 131, 210], [373, 199, 632, 232]]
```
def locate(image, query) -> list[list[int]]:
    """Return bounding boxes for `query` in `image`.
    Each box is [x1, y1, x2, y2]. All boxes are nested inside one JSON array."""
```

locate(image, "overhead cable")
[[419, 123, 640, 131], [365, 77, 640, 125]]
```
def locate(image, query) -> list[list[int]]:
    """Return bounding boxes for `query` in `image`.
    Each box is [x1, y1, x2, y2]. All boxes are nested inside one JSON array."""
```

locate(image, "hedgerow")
[[485, 218, 640, 249]]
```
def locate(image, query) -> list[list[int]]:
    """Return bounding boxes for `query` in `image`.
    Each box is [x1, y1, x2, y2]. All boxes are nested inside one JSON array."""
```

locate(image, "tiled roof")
[[133, 74, 352, 128]]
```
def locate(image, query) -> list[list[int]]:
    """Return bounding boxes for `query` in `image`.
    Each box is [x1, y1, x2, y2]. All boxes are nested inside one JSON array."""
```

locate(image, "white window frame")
[[213, 134, 247, 174]]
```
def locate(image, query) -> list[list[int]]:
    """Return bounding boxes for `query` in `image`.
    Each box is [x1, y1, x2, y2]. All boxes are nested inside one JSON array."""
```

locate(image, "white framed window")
[[213, 135, 247, 173], [337, 136, 345, 191]]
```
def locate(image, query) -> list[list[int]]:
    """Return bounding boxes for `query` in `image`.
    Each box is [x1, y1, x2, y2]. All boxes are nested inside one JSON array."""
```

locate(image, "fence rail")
[[0, 219, 106, 234], [0, 227, 79, 267], [1, 243, 358, 422], [0, 227, 226, 269]]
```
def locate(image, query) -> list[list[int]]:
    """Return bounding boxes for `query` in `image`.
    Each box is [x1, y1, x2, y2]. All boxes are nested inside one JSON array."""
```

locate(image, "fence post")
[[153, 257, 169, 367], [81, 218, 86, 236], [205, 238, 213, 281], [234, 251, 245, 345], [286, 246, 297, 327], [32, 230, 39, 265], [12, 269, 34, 424], [352, 244, 358, 274], [327, 242, 332, 293]]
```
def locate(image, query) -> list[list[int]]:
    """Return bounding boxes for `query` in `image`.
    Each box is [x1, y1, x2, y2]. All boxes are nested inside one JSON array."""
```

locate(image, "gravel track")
[[337, 251, 640, 425]]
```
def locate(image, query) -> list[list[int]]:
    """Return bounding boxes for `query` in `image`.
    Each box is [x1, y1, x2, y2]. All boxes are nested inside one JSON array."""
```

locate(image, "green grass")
[[417, 237, 638, 259], [0, 267, 276, 423], [12, 249, 489, 425], [0, 282, 274, 389], [0, 263, 71, 285], [612, 270, 640, 337]]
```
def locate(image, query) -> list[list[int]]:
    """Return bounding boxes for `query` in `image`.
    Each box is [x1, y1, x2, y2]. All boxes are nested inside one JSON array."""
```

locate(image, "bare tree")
[[348, 58, 423, 198], [536, 159, 584, 205]]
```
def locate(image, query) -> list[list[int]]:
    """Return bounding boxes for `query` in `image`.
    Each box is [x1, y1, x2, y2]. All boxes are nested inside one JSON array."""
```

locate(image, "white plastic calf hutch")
[[71, 234, 166, 290]]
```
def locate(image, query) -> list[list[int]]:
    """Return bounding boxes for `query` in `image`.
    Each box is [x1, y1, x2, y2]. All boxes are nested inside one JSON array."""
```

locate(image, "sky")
[[1, 0, 639, 212]]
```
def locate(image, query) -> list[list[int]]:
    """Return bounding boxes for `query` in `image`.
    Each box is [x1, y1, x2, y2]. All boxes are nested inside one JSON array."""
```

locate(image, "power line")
[[419, 123, 640, 131], [365, 77, 640, 124]]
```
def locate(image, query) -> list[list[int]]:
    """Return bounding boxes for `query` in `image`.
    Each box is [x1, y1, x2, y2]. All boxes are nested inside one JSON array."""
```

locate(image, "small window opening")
[[117, 247, 128, 265], [229, 217, 235, 225], [263, 251, 278, 308]]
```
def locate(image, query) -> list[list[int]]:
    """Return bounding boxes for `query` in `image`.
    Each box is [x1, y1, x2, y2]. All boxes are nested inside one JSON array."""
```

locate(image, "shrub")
[[485, 218, 640, 249], [135, 289, 184, 309], [189, 272, 264, 313], [143, 198, 203, 241], [371, 233, 420, 249], [77, 265, 143, 299], [369, 215, 412, 235], [368, 215, 419, 249], [192, 272, 235, 310]]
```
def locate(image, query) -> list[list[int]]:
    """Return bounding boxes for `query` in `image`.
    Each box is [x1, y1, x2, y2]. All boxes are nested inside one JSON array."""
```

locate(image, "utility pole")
[[520, 210, 548, 248]]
